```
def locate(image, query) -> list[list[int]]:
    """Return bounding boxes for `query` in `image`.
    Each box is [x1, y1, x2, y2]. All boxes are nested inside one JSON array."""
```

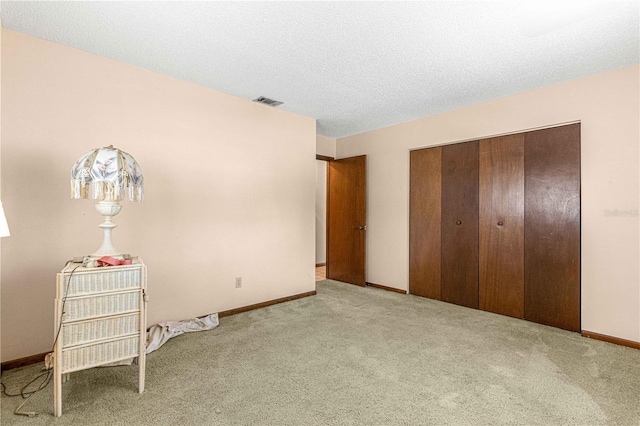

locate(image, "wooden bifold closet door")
[[409, 141, 480, 309], [524, 125, 581, 331], [479, 134, 525, 319], [409, 123, 580, 332], [409, 147, 442, 299], [441, 141, 479, 309]]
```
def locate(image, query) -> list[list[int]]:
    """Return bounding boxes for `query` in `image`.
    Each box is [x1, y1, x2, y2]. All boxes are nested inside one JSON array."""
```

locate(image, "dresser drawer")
[[62, 335, 140, 372], [62, 313, 140, 347], [62, 290, 140, 321], [59, 267, 142, 296]]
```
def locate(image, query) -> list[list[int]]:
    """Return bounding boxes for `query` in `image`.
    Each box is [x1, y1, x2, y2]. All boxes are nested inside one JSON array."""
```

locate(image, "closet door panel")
[[409, 148, 442, 299], [479, 135, 525, 318], [525, 124, 581, 332], [441, 141, 479, 309]]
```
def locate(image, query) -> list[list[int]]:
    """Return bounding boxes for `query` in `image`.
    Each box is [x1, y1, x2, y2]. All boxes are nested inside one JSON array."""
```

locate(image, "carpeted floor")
[[1, 279, 639, 425]]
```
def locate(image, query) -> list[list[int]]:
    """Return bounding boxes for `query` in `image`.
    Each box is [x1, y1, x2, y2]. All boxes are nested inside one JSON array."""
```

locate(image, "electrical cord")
[[7, 371, 52, 417], [0, 381, 21, 397], [51, 262, 81, 352], [0, 371, 51, 398], [0, 260, 82, 417]]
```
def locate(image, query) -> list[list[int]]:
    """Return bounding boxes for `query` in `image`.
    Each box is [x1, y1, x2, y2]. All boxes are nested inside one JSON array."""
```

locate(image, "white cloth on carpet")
[[103, 313, 219, 366], [146, 313, 219, 354]]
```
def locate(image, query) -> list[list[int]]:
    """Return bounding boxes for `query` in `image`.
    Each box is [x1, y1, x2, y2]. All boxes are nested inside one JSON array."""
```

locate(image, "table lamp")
[[71, 145, 143, 258]]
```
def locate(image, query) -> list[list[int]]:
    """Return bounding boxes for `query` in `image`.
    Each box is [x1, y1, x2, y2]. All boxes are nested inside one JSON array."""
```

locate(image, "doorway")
[[316, 154, 367, 286], [315, 156, 330, 281], [326, 155, 367, 286]]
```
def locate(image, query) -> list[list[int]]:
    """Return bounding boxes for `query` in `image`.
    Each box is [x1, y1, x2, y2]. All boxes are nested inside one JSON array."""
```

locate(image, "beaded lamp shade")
[[70, 146, 144, 258], [71, 145, 143, 202]]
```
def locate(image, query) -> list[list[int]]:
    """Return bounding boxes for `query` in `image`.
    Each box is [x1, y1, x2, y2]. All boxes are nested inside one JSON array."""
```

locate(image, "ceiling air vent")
[[253, 96, 283, 107]]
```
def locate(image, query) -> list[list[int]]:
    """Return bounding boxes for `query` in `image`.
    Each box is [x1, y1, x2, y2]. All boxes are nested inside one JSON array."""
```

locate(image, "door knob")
[[358, 225, 367, 231], [497, 221, 504, 226], [455, 220, 462, 225]]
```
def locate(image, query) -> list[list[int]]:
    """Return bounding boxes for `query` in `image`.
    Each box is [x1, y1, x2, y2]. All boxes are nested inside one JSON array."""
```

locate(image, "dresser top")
[[60, 257, 144, 274]]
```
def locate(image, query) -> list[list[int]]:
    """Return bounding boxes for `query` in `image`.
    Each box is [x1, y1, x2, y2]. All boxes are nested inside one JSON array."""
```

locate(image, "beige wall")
[[316, 134, 336, 158], [1, 30, 317, 361], [337, 65, 640, 343]]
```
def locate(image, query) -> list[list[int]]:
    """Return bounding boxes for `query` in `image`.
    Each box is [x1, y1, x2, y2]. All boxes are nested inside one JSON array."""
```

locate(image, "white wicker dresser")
[[53, 258, 147, 417]]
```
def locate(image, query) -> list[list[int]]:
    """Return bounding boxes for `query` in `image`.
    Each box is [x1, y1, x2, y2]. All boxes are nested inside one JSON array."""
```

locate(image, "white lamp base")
[[92, 200, 122, 258]]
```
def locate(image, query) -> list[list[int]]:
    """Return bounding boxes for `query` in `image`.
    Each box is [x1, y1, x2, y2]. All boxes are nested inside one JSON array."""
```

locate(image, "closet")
[[409, 123, 580, 332]]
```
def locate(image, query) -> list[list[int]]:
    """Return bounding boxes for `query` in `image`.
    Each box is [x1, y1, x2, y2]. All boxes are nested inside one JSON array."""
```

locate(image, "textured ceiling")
[[1, 1, 639, 138]]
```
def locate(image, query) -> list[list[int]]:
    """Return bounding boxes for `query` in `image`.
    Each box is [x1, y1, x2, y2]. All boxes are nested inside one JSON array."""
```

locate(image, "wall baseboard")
[[1, 352, 49, 372], [1, 290, 317, 371], [581, 330, 640, 350], [366, 281, 407, 295], [218, 290, 317, 318]]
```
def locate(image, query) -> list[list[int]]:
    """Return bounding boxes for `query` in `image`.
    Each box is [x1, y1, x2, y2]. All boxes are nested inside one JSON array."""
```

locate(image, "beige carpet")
[[2, 279, 639, 425]]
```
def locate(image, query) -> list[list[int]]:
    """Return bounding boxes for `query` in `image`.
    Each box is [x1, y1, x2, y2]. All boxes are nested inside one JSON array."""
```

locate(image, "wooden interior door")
[[479, 134, 525, 318], [441, 141, 479, 308], [327, 155, 367, 286], [409, 147, 442, 299], [524, 124, 581, 332]]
